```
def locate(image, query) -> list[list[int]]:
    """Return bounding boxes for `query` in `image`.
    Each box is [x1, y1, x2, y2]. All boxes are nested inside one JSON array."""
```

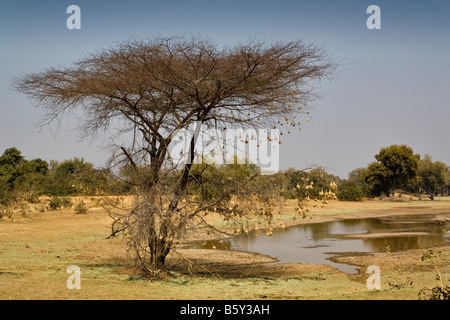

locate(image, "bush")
[[20, 192, 40, 204], [35, 205, 45, 213], [337, 186, 364, 201], [419, 285, 450, 300], [418, 250, 449, 300], [74, 201, 89, 214], [16, 201, 29, 217], [48, 196, 73, 210], [0, 205, 13, 218]]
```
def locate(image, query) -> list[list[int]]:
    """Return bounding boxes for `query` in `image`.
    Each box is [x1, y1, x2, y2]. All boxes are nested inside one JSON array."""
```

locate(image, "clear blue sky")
[[1, 0, 450, 178]]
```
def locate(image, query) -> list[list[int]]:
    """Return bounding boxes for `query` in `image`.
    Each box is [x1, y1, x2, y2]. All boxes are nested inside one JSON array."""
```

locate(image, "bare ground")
[[0, 197, 449, 299]]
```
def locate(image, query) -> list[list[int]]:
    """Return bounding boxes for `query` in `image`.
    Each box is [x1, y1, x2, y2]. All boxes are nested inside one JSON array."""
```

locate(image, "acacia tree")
[[13, 36, 336, 273]]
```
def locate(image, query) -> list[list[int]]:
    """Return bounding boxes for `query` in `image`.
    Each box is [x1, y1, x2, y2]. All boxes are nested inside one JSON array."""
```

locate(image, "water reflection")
[[189, 214, 450, 274]]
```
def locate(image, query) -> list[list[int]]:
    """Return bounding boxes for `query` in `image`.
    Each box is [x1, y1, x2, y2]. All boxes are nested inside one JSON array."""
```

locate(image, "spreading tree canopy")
[[13, 36, 337, 272], [366, 145, 420, 197]]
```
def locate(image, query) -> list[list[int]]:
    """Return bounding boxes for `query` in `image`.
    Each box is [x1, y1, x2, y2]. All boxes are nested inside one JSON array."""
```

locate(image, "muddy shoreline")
[[173, 200, 450, 276]]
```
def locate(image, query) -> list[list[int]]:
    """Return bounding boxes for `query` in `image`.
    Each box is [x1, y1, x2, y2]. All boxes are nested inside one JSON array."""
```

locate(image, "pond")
[[188, 214, 450, 274]]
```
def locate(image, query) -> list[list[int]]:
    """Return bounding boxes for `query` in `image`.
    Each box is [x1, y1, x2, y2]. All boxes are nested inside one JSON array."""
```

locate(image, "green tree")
[[366, 145, 420, 197], [188, 160, 259, 202], [417, 154, 447, 200], [445, 167, 450, 196], [22, 158, 48, 174], [0, 163, 18, 185], [345, 167, 371, 197], [284, 167, 340, 200], [0, 148, 49, 205], [14, 158, 49, 199], [0, 147, 24, 167], [0, 147, 24, 186], [336, 184, 364, 201], [45, 158, 110, 196], [348, 167, 369, 186]]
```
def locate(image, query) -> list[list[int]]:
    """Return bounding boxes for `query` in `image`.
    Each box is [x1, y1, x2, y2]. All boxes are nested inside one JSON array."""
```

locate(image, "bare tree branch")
[[13, 35, 337, 273]]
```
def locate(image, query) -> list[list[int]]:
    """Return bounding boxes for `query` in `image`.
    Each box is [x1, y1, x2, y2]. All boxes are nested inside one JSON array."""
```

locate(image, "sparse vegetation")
[[418, 250, 450, 300], [47, 196, 73, 211], [74, 201, 89, 214], [0, 205, 13, 219], [2, 35, 448, 301], [1, 198, 448, 300]]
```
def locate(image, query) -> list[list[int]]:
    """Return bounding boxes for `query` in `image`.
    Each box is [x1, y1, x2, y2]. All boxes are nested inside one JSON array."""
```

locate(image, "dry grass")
[[0, 197, 449, 300]]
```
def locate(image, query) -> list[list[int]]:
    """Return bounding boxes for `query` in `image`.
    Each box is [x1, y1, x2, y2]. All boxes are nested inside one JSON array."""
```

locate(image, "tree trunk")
[[147, 237, 170, 271], [147, 218, 172, 271], [144, 118, 205, 272], [155, 253, 167, 269]]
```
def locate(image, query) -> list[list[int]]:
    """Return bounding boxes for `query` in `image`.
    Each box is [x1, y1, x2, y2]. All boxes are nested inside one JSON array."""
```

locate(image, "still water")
[[190, 214, 450, 274]]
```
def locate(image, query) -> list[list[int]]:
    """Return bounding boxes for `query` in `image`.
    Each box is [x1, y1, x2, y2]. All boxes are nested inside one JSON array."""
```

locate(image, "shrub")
[[16, 201, 29, 217], [35, 205, 45, 213], [60, 196, 73, 208], [418, 250, 449, 300], [74, 201, 89, 214], [419, 285, 450, 300], [0, 205, 13, 218], [0, 183, 16, 207], [337, 186, 364, 201], [48, 196, 73, 210]]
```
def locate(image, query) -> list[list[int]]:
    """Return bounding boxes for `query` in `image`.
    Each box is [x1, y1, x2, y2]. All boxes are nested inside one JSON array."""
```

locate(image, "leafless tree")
[[13, 35, 336, 274]]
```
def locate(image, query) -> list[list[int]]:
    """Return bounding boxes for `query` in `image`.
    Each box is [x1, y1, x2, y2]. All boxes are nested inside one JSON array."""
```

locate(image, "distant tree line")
[[0, 147, 131, 206], [0, 147, 341, 210], [338, 145, 450, 201], [1, 144, 447, 210]]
